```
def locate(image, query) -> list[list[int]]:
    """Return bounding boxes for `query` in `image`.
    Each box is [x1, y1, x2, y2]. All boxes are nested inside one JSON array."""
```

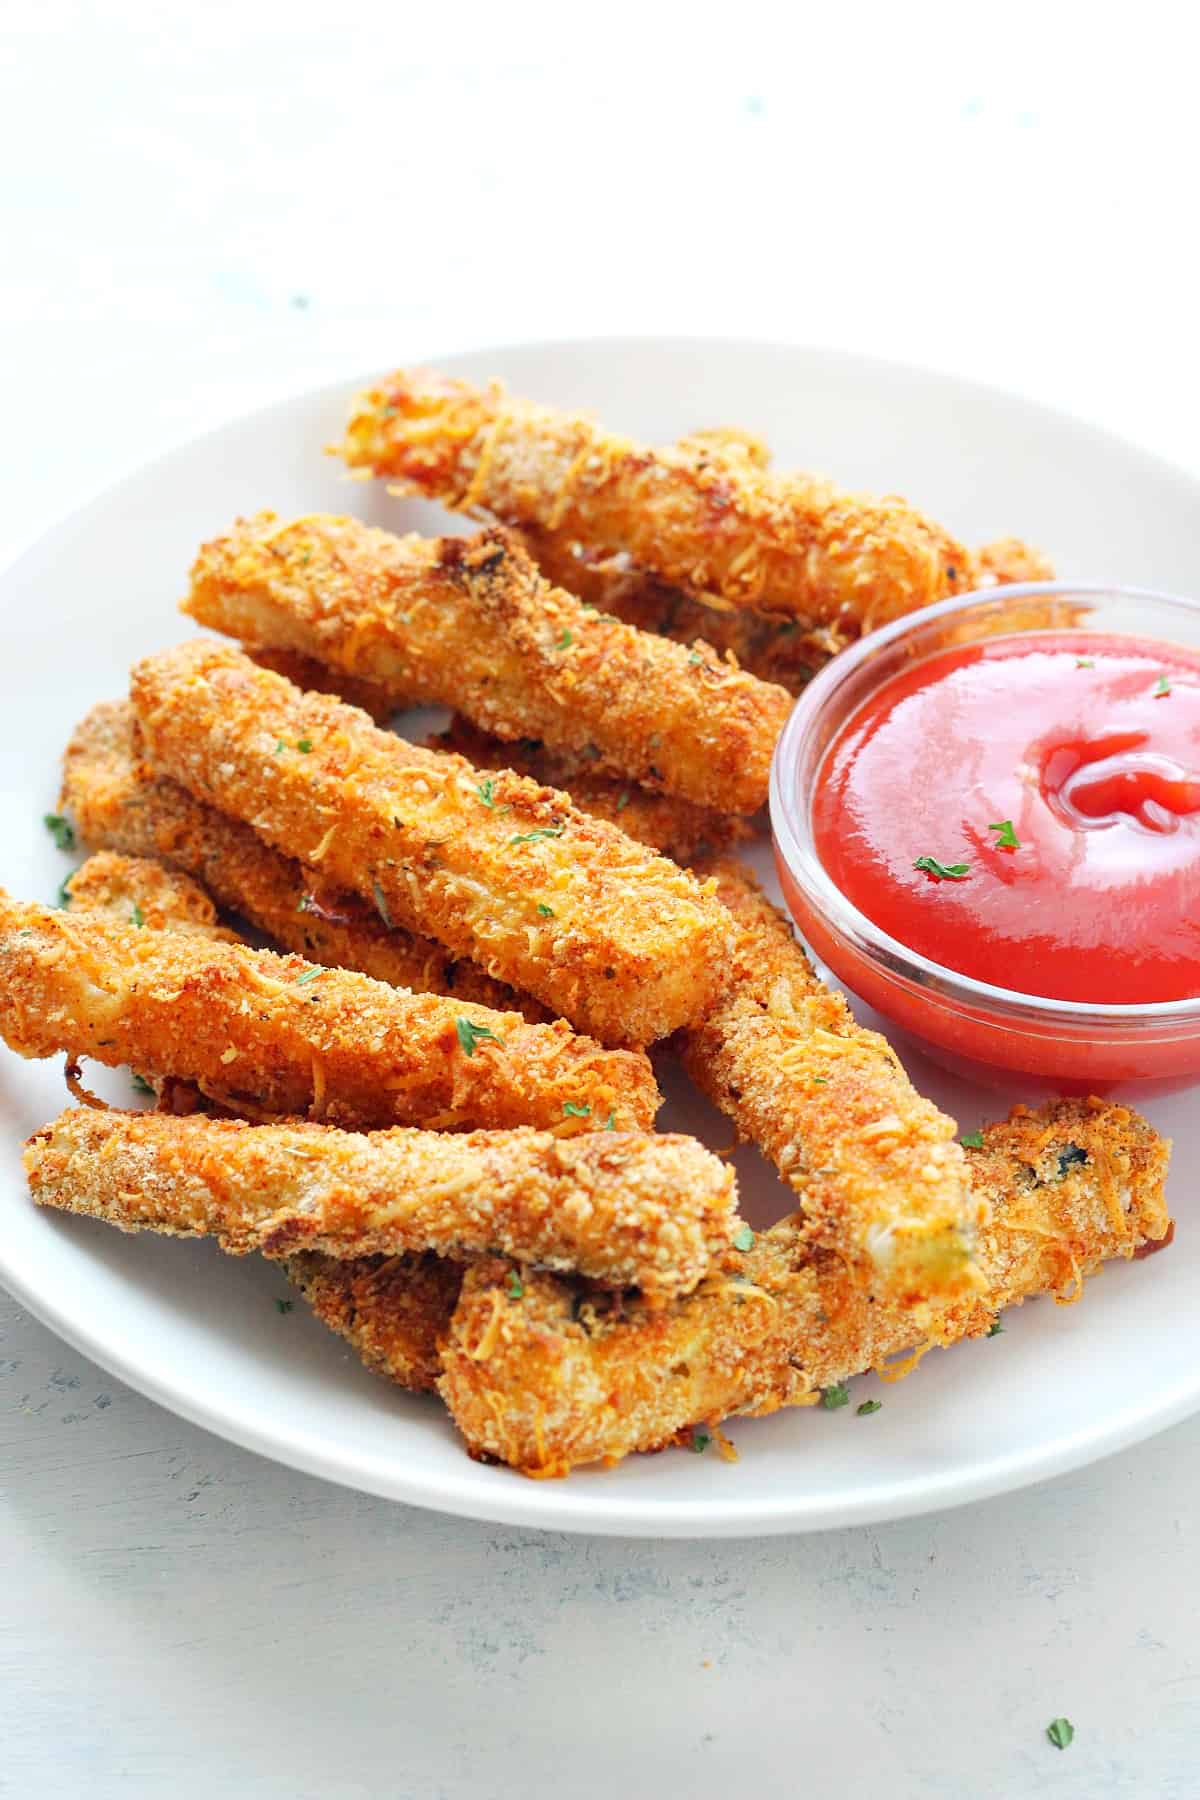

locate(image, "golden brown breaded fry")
[[681, 857, 980, 1306], [245, 645, 400, 725], [185, 514, 791, 814], [339, 368, 970, 628], [61, 701, 536, 1017], [130, 640, 732, 1044], [0, 894, 659, 1133], [64, 851, 240, 941], [284, 1251, 462, 1393], [439, 1098, 1172, 1474], [968, 537, 1056, 588], [25, 1111, 734, 1299], [434, 718, 751, 861]]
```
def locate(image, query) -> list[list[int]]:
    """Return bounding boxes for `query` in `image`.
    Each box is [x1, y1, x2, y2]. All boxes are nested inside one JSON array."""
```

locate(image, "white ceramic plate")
[[2, 338, 1197, 1538]]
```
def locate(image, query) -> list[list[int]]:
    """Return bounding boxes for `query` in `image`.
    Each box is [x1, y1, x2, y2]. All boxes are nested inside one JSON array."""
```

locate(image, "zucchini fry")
[[61, 700, 535, 1016], [185, 513, 791, 815], [438, 1098, 1171, 1475], [130, 640, 732, 1044], [64, 850, 239, 942], [0, 894, 659, 1133], [25, 1111, 735, 1300], [681, 857, 981, 1307], [284, 1251, 462, 1394], [339, 368, 969, 629]]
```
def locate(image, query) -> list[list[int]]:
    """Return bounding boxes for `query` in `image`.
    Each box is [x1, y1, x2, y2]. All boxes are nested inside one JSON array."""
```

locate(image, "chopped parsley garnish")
[[505, 1271, 524, 1300], [913, 856, 970, 880], [509, 827, 565, 847], [456, 1016, 503, 1057], [961, 1130, 984, 1148], [812, 1076, 828, 1086], [295, 966, 324, 985], [131, 1073, 155, 1096], [690, 1429, 711, 1454], [1154, 675, 1171, 697], [537, 902, 555, 917], [856, 1399, 882, 1416], [562, 1101, 592, 1118], [131, 903, 144, 929], [43, 814, 75, 852], [477, 778, 498, 809], [55, 875, 73, 909], [821, 1383, 850, 1410], [1046, 1718, 1074, 1751], [987, 1319, 1004, 1336], [274, 740, 286, 755], [988, 819, 1020, 850], [1057, 1143, 1088, 1179], [371, 880, 392, 928], [603, 1109, 617, 1131], [688, 651, 703, 666], [556, 629, 573, 651], [297, 738, 314, 753], [732, 1223, 755, 1252], [275, 1298, 294, 1314], [616, 791, 630, 812]]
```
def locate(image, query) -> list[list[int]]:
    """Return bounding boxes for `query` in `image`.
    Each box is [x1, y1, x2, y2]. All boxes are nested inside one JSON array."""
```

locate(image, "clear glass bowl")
[[769, 583, 1200, 1094]]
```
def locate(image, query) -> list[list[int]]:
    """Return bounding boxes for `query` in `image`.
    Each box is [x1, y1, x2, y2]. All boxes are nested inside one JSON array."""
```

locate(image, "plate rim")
[[3, 332, 1198, 1537]]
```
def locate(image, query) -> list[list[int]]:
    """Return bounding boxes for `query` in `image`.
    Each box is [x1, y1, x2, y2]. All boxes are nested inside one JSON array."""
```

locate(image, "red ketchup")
[[813, 632, 1200, 1005]]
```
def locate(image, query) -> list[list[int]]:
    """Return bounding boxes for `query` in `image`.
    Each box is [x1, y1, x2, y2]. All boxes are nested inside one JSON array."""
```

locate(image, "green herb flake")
[[537, 902, 555, 917], [456, 1016, 503, 1057], [732, 1223, 755, 1252], [295, 966, 324, 986], [913, 855, 970, 881], [371, 880, 392, 928], [987, 1319, 1004, 1336], [556, 629, 574, 651], [987, 819, 1020, 850], [477, 778, 497, 809], [1046, 1718, 1074, 1751], [603, 1109, 617, 1131], [274, 740, 287, 755], [275, 1298, 295, 1314], [505, 1271, 524, 1300], [688, 651, 703, 666], [1076, 657, 1095, 670], [55, 875, 73, 909], [131, 903, 145, 929], [131, 1073, 156, 1096], [821, 1383, 850, 1411], [296, 738, 314, 753], [812, 1076, 829, 1086], [562, 1101, 592, 1118], [961, 1130, 984, 1148], [690, 1428, 711, 1454], [616, 791, 630, 812], [856, 1399, 882, 1416], [299, 550, 312, 566], [43, 813, 75, 852], [1154, 675, 1171, 698], [509, 827, 565, 847]]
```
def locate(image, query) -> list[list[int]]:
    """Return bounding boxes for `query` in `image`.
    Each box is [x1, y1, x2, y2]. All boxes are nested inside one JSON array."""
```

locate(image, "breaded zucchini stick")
[[61, 701, 535, 1016], [284, 1251, 462, 1393], [433, 717, 751, 860], [439, 1099, 1172, 1474], [515, 531, 1057, 697], [682, 857, 981, 1306], [339, 368, 970, 628], [25, 1111, 734, 1300], [0, 894, 659, 1133], [64, 850, 240, 942], [185, 513, 791, 815], [130, 641, 732, 1044]]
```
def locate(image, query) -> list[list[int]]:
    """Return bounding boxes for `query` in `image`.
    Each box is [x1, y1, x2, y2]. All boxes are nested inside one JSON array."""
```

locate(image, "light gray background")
[[2, 6, 1197, 1795]]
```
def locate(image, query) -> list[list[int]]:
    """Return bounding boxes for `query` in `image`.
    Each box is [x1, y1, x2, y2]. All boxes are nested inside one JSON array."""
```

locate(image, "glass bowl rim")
[[768, 579, 1200, 1031]]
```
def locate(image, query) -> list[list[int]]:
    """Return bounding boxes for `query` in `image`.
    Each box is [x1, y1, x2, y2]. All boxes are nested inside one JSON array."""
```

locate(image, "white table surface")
[[2, 7, 1198, 1795]]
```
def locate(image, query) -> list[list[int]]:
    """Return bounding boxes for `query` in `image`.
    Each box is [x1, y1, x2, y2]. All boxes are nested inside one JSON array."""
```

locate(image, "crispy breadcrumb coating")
[[438, 1098, 1172, 1474], [130, 640, 732, 1044], [432, 717, 751, 861], [969, 537, 1057, 588], [681, 858, 980, 1306], [61, 700, 536, 1016], [284, 1251, 462, 1393], [64, 851, 240, 942], [245, 645, 399, 725], [339, 368, 970, 628], [185, 513, 791, 814], [0, 893, 659, 1133], [25, 1110, 734, 1299]]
